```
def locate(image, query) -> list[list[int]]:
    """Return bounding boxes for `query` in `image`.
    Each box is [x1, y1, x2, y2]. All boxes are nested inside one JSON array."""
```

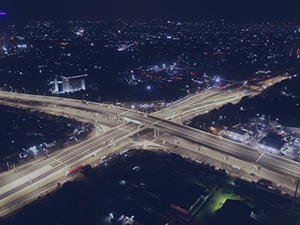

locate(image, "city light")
[[0, 14, 299, 224]]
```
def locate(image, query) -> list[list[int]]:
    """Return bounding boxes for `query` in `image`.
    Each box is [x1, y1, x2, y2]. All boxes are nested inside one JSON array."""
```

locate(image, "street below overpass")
[[0, 121, 141, 216], [1, 90, 300, 180], [0, 86, 299, 217]]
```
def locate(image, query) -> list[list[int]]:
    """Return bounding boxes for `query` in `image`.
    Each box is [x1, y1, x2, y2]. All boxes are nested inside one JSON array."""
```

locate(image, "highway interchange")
[[0, 121, 140, 216], [0, 85, 299, 217]]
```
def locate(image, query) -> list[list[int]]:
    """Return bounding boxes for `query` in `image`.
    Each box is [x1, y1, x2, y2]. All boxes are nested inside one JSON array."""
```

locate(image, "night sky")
[[1, 0, 300, 23]]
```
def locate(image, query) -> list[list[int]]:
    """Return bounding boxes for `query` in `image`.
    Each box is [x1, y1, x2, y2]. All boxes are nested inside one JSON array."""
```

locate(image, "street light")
[[22, 87, 26, 93]]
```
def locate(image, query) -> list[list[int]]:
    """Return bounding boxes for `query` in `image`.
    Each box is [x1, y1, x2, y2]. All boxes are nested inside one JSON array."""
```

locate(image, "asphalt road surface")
[[0, 86, 298, 216]]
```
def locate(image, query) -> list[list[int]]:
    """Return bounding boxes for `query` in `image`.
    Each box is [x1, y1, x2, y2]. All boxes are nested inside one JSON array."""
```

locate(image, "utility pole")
[[45, 149, 49, 157]]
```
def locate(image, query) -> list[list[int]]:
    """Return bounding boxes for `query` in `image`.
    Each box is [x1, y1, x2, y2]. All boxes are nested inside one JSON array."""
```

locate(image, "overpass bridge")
[[0, 89, 299, 216]]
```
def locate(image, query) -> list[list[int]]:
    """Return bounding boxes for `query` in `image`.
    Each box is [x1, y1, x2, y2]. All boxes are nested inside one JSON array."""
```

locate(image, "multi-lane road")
[[2, 89, 300, 178], [153, 87, 258, 121], [0, 85, 298, 216], [1, 89, 300, 179], [0, 121, 141, 216]]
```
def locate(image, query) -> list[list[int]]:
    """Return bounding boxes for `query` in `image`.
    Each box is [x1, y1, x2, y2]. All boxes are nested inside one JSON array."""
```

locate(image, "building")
[[0, 27, 6, 52], [107, 198, 169, 225], [257, 132, 287, 153], [169, 182, 211, 221], [209, 124, 226, 135], [257, 137, 286, 153], [53, 74, 87, 93], [0, 13, 5, 50], [0, 37, 4, 51], [223, 127, 249, 143]]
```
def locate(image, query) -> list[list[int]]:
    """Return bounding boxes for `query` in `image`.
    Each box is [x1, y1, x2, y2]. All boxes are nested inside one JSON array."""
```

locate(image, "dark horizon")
[[1, 0, 300, 23]]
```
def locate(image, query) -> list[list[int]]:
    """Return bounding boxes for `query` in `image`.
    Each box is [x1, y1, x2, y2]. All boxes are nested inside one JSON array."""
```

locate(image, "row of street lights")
[[3, 85, 96, 102], [3, 84, 40, 94]]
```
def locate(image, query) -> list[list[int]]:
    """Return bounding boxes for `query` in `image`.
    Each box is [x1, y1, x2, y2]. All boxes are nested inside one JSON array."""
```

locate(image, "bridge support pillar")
[[253, 164, 260, 171], [154, 129, 159, 138], [143, 140, 147, 149], [174, 137, 179, 145]]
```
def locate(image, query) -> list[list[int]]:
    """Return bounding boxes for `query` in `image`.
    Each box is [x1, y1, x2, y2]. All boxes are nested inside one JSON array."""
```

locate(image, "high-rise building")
[[53, 74, 87, 93], [0, 37, 4, 51], [0, 16, 5, 51], [284, 40, 300, 58], [0, 12, 8, 52]]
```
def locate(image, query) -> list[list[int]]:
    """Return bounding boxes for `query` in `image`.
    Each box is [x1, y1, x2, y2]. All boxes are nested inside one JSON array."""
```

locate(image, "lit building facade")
[[53, 74, 87, 93], [223, 127, 249, 143]]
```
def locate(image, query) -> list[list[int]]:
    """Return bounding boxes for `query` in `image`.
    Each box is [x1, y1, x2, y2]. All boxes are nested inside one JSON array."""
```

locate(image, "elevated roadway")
[[0, 87, 299, 216], [153, 87, 257, 120], [0, 120, 141, 215], [1, 90, 300, 179]]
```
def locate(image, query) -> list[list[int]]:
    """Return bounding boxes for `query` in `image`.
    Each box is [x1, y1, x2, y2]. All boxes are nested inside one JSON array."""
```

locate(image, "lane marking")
[[117, 110, 129, 116], [256, 153, 264, 163], [150, 120, 162, 126], [51, 157, 65, 166]]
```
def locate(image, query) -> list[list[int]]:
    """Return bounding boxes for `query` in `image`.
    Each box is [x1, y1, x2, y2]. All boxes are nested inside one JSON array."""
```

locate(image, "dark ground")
[[190, 76, 300, 130], [1, 149, 298, 225], [0, 105, 92, 166]]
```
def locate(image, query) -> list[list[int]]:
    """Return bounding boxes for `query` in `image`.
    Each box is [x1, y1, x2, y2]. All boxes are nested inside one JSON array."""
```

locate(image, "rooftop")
[[258, 137, 286, 150], [226, 127, 247, 135]]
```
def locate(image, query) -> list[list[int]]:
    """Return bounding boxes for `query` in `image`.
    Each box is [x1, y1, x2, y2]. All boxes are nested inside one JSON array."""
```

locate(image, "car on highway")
[[65, 165, 83, 176], [232, 165, 240, 170]]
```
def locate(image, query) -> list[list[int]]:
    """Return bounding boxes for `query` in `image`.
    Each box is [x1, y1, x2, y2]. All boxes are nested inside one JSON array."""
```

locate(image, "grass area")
[[191, 184, 242, 225]]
